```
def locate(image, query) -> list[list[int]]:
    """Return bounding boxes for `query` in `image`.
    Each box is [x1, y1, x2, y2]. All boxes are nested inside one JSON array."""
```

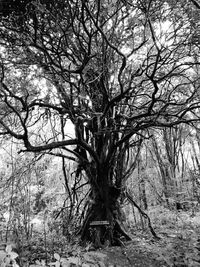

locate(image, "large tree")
[[0, 0, 200, 246]]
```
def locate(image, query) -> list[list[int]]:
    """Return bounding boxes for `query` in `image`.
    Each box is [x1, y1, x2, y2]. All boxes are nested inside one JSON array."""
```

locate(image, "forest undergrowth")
[[1, 206, 200, 267]]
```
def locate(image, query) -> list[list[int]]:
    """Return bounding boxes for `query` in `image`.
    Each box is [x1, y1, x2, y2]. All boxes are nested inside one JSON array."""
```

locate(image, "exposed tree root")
[[79, 187, 160, 248], [79, 200, 133, 248]]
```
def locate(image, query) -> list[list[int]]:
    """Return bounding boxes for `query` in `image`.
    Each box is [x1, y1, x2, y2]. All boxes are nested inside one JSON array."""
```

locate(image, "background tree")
[[0, 0, 200, 246]]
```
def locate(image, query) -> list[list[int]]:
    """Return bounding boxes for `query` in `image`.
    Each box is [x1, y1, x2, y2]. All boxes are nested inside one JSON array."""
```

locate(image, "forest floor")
[[2, 209, 200, 266], [45, 221, 200, 267], [67, 209, 200, 267], [84, 225, 200, 267], [100, 228, 200, 267], [99, 210, 200, 267]]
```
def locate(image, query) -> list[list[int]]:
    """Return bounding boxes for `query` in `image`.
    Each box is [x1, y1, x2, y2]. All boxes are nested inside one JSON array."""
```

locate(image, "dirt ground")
[[93, 223, 200, 267], [102, 243, 165, 267]]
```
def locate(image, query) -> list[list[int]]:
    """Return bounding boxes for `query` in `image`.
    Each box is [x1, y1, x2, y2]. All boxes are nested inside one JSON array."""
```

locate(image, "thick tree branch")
[[190, 0, 200, 9]]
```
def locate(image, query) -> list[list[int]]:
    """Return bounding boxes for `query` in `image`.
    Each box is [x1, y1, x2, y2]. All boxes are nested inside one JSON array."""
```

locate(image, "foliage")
[[0, 244, 19, 267]]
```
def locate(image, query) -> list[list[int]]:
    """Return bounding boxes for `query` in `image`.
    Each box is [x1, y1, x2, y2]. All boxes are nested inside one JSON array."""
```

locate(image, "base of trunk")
[[80, 202, 131, 248]]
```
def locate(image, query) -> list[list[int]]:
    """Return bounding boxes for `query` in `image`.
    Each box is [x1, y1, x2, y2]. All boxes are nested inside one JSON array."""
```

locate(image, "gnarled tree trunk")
[[80, 165, 131, 247]]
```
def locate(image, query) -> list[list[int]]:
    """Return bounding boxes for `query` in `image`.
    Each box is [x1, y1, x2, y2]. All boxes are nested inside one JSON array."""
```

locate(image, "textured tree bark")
[[80, 170, 131, 247]]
